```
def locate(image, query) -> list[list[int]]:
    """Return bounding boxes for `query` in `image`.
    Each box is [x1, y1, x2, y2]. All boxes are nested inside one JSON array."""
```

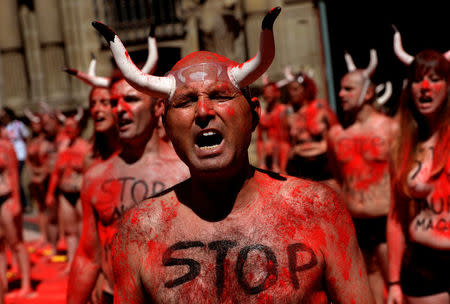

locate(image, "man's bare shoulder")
[[255, 171, 347, 226], [282, 175, 344, 211], [328, 124, 344, 141], [115, 186, 180, 242]]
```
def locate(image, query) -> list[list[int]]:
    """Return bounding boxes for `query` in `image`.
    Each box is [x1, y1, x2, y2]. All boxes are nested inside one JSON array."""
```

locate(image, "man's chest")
[[141, 214, 326, 303], [92, 172, 168, 225], [332, 128, 390, 164]]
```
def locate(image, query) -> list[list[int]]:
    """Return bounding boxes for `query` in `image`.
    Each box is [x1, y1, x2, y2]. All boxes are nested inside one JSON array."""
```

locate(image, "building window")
[[94, 0, 185, 44]]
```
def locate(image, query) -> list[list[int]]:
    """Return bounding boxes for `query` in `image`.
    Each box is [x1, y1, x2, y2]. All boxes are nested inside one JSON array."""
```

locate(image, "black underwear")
[[100, 291, 113, 304], [0, 192, 11, 206], [61, 191, 80, 207], [353, 216, 387, 251], [401, 243, 450, 297]]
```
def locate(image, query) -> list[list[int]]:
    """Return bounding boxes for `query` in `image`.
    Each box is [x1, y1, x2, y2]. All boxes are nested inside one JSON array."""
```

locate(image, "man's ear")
[[153, 98, 164, 117], [365, 85, 375, 102], [250, 97, 261, 131]]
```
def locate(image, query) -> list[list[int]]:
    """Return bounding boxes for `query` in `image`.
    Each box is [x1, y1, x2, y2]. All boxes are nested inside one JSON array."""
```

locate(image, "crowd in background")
[[0, 11, 448, 304]]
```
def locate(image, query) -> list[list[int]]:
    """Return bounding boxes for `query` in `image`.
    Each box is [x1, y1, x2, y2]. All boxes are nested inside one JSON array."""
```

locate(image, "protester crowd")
[[0, 6, 449, 304]]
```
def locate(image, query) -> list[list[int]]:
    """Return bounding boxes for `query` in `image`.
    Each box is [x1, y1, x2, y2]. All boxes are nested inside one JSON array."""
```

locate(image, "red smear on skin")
[[429, 162, 450, 239], [336, 136, 388, 190], [94, 178, 122, 220]]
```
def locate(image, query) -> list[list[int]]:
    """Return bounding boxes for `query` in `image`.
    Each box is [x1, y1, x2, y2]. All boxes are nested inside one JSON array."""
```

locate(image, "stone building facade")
[[0, 0, 328, 114]]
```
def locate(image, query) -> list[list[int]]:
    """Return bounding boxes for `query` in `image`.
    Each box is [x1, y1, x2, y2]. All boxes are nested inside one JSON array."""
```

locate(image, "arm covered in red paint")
[[67, 177, 102, 304], [322, 190, 375, 303], [112, 207, 147, 303], [6, 143, 21, 216], [45, 153, 63, 207], [386, 189, 407, 304]]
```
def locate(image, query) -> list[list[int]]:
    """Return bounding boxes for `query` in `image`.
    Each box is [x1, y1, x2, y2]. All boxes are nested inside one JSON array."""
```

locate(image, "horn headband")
[[65, 26, 158, 88], [92, 7, 281, 101], [393, 25, 450, 65]]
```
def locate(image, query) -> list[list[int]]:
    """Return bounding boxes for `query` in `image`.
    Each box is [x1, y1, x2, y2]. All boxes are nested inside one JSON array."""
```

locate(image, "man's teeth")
[[199, 144, 220, 150], [203, 131, 215, 136]]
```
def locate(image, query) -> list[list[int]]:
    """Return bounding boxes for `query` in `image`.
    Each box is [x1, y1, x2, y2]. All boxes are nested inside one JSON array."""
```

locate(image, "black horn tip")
[[148, 24, 156, 38], [90, 52, 96, 60], [262, 6, 281, 31], [391, 24, 398, 33], [92, 21, 116, 45], [64, 67, 78, 76]]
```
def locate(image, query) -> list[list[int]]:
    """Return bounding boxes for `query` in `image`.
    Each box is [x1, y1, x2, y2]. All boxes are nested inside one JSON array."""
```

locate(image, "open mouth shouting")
[[118, 118, 133, 129], [94, 116, 106, 123], [195, 129, 224, 155], [418, 95, 433, 104]]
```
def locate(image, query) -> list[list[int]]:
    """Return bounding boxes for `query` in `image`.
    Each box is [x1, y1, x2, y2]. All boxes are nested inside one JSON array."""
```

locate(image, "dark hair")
[[289, 73, 317, 101], [2, 107, 16, 120]]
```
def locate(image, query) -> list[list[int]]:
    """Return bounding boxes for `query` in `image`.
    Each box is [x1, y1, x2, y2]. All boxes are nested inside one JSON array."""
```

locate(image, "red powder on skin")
[[94, 178, 122, 217], [336, 137, 388, 190]]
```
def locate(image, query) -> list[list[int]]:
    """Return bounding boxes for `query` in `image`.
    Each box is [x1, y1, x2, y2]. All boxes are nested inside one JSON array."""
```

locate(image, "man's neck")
[[266, 101, 278, 112], [119, 128, 160, 163], [355, 104, 375, 123], [187, 161, 255, 221]]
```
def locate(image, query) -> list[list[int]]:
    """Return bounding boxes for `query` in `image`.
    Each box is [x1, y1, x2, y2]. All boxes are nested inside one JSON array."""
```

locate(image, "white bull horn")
[[444, 50, 450, 61], [344, 51, 356, 72], [141, 25, 158, 74], [64, 54, 111, 88], [393, 25, 414, 66], [363, 49, 378, 78], [228, 7, 281, 88], [24, 108, 40, 123], [376, 81, 392, 106], [92, 21, 175, 99], [74, 106, 84, 122]]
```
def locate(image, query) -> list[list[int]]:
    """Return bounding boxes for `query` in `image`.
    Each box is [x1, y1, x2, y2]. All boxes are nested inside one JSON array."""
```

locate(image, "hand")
[[46, 195, 55, 207], [387, 284, 403, 304]]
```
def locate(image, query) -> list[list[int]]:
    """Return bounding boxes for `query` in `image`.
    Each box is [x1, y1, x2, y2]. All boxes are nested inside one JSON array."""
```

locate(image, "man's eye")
[[173, 95, 198, 108], [124, 96, 140, 103], [210, 93, 233, 101]]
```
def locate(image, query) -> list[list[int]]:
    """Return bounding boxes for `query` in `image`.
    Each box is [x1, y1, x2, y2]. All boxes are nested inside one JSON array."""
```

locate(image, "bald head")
[[339, 70, 375, 112]]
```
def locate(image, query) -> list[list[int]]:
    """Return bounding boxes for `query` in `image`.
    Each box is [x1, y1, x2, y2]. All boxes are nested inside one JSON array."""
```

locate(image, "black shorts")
[[353, 216, 387, 252], [100, 291, 113, 304], [286, 154, 332, 181], [401, 243, 450, 297]]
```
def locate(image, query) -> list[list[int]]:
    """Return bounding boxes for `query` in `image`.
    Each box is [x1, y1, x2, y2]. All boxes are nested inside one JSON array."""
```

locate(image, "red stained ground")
[[4, 216, 68, 304]]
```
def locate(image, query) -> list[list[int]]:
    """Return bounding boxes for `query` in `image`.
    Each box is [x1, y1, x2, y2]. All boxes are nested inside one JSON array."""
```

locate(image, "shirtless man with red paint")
[[95, 7, 374, 303], [67, 75, 190, 303], [327, 50, 398, 304], [0, 126, 31, 297], [257, 79, 290, 174], [46, 110, 90, 271]]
